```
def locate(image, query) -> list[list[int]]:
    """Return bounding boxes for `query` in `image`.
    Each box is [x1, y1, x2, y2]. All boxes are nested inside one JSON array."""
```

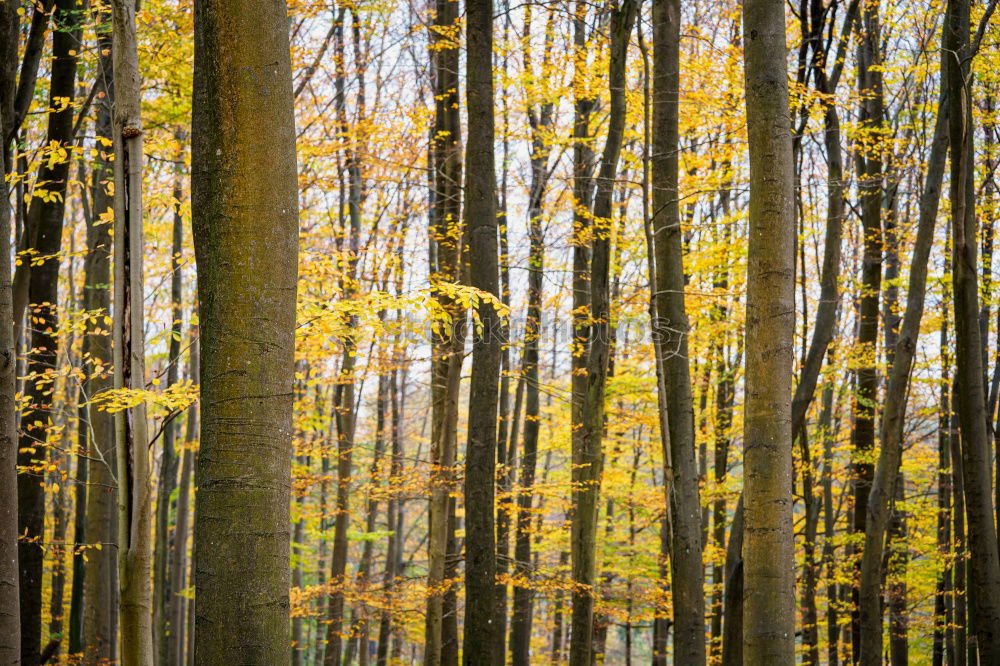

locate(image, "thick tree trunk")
[[651, 0, 705, 661], [945, 0, 1000, 661], [568, 2, 636, 664], [191, 0, 300, 662], [82, 21, 118, 658], [740, 0, 797, 662], [16, 1, 80, 658], [462, 0, 500, 660], [721, 3, 856, 655]]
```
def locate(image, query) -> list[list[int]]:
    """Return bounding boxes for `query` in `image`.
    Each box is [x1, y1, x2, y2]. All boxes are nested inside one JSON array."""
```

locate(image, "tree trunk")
[[857, 75, 949, 665], [950, 383, 968, 666], [0, 6, 20, 657], [462, 0, 500, 660], [9, 0, 55, 342], [68, 155, 89, 654], [376, 364, 404, 666], [800, 423, 821, 666], [740, 0, 797, 662], [48, 438, 69, 659], [16, 1, 80, 658], [424, 0, 464, 657], [568, 2, 636, 664], [509, 9, 553, 662], [946, 0, 1000, 660], [821, 382, 839, 666], [639, 24, 674, 664], [110, 0, 155, 661], [568, 0, 595, 658], [790, 0, 856, 438], [651, 0, 706, 661], [323, 10, 364, 662], [191, 0, 300, 661], [349, 371, 389, 666], [169, 332, 198, 666], [933, 308, 954, 666], [887, 475, 908, 666], [850, 3, 886, 655], [721, 494, 743, 666], [82, 18, 118, 658], [494, 72, 513, 664], [155, 139, 185, 666]]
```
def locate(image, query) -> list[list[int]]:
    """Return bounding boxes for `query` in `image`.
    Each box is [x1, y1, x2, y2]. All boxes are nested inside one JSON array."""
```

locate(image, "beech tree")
[[0, 4, 20, 660], [191, 0, 300, 662], [741, 0, 797, 661], [650, 0, 705, 661], [16, 1, 80, 658], [462, 0, 501, 661]]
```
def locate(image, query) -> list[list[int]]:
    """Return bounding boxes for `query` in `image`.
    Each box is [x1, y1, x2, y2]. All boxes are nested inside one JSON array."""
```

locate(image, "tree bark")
[[933, 305, 954, 666], [16, 1, 80, 658], [462, 0, 501, 661], [857, 72, 948, 663], [509, 9, 554, 663], [850, 2, 886, 653], [950, 380, 969, 666], [170, 332, 198, 666], [4, 0, 51, 146], [945, 0, 1000, 660], [424, 0, 465, 657], [191, 0, 300, 661], [721, 494, 743, 666], [820, 382, 839, 666], [0, 6, 20, 658], [110, 0, 155, 661], [740, 0, 797, 662], [377, 364, 404, 666], [323, 10, 363, 661], [568, 2, 636, 664], [82, 18, 118, 658], [68, 165, 88, 653], [651, 0, 706, 661], [155, 138, 185, 666]]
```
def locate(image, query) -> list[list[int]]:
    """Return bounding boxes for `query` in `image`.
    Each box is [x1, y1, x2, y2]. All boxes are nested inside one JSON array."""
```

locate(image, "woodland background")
[[2, 0, 1000, 664]]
